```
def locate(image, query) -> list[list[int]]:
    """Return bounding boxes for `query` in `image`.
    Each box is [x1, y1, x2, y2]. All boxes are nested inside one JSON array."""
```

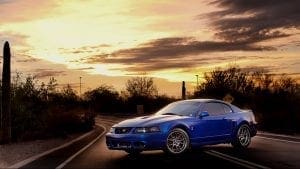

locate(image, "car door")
[[193, 102, 232, 143], [220, 103, 235, 136]]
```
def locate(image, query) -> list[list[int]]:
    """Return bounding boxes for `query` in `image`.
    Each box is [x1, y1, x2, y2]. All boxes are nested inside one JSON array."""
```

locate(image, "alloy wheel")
[[166, 128, 189, 154], [237, 125, 251, 147]]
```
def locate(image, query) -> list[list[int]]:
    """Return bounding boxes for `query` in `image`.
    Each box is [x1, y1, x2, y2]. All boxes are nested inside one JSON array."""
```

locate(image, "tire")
[[232, 124, 251, 149], [165, 128, 190, 155]]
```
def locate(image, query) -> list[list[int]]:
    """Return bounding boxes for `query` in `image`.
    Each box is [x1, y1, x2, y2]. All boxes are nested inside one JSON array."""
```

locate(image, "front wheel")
[[165, 128, 190, 155], [232, 124, 251, 149]]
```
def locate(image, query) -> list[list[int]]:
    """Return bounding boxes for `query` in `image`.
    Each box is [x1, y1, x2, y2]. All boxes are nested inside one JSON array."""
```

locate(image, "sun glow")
[[1, 0, 299, 96]]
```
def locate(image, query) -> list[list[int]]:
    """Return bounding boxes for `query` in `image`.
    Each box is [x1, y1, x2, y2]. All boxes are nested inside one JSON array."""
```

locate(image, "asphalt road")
[[22, 116, 300, 169], [65, 116, 300, 169]]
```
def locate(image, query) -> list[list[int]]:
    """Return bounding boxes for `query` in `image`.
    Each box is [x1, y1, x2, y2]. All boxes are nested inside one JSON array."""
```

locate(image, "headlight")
[[135, 126, 160, 133], [109, 127, 115, 133]]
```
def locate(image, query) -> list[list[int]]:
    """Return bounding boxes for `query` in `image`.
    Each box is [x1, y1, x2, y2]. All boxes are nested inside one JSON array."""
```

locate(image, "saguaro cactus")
[[0, 41, 11, 144]]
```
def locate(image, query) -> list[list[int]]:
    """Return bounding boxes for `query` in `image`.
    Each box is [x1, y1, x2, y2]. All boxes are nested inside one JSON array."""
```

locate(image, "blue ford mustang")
[[106, 99, 257, 155]]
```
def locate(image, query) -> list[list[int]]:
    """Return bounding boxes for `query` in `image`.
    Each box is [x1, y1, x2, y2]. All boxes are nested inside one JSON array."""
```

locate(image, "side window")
[[202, 103, 225, 116], [222, 104, 233, 114]]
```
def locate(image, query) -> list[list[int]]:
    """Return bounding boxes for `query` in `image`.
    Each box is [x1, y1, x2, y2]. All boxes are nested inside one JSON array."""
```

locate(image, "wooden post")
[[182, 81, 186, 100]]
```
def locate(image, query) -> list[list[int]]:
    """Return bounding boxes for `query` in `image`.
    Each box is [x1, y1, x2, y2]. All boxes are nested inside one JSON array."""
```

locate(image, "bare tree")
[[47, 77, 58, 93], [126, 77, 158, 97]]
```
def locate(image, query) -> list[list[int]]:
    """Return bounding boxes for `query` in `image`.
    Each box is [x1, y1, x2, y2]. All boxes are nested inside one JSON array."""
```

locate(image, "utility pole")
[[79, 76, 82, 96], [195, 75, 199, 88]]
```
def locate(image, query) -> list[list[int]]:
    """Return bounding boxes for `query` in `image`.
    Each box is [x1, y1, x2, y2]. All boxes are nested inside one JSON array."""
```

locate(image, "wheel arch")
[[231, 120, 250, 139], [170, 123, 191, 137], [237, 119, 256, 137], [236, 120, 250, 127]]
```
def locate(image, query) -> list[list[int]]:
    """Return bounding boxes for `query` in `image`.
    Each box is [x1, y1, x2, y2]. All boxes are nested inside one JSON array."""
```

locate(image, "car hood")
[[113, 115, 190, 127]]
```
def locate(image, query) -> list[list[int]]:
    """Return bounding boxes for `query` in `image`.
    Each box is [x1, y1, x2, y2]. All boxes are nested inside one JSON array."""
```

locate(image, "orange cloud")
[[0, 0, 58, 23]]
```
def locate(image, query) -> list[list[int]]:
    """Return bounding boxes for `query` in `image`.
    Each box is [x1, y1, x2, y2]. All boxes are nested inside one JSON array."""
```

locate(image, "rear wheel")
[[232, 124, 251, 149], [165, 128, 190, 155]]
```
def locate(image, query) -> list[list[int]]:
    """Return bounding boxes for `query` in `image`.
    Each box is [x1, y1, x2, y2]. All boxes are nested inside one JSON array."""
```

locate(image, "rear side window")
[[202, 103, 225, 116], [230, 104, 241, 113], [222, 104, 233, 114]]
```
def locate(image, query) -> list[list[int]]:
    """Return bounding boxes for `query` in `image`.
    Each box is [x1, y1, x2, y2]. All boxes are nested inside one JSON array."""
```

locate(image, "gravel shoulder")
[[0, 133, 83, 168], [0, 115, 111, 169]]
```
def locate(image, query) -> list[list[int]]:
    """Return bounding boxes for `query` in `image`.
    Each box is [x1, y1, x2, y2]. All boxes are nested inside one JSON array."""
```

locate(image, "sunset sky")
[[0, 0, 299, 96]]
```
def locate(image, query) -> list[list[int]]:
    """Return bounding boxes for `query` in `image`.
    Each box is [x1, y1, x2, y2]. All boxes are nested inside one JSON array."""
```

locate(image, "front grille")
[[115, 127, 132, 134]]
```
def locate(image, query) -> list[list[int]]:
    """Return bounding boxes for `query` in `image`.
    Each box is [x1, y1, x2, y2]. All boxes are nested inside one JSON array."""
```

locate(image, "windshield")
[[155, 101, 201, 117]]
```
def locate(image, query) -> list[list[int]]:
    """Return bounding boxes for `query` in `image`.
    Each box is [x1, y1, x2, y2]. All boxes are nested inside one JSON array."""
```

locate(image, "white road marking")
[[256, 136, 300, 144], [10, 117, 297, 169], [257, 132, 300, 140], [205, 150, 271, 169], [8, 128, 98, 169], [55, 125, 106, 169]]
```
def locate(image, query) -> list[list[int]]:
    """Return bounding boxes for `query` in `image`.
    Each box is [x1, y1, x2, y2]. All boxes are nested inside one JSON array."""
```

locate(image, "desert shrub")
[[84, 85, 121, 113], [8, 75, 93, 141], [194, 66, 300, 133], [84, 78, 176, 114]]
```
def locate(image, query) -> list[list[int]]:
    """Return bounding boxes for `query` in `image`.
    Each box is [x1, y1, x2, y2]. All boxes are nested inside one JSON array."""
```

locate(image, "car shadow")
[[202, 144, 259, 160], [110, 148, 244, 169]]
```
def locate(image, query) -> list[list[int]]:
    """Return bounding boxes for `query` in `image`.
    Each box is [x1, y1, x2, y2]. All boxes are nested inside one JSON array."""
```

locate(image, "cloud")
[[16, 54, 39, 62], [0, 31, 28, 47], [73, 67, 94, 71], [59, 44, 112, 54], [0, 0, 11, 4], [84, 37, 272, 72], [203, 0, 300, 43], [239, 66, 273, 73], [0, 32, 29, 62], [33, 69, 66, 78], [0, 0, 58, 24], [82, 1, 299, 73]]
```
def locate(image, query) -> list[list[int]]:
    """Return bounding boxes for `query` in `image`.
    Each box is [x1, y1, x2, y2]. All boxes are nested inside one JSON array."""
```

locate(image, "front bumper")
[[106, 132, 166, 151]]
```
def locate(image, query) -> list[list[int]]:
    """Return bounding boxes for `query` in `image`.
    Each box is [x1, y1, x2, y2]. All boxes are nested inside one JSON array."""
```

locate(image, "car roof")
[[174, 99, 241, 113], [178, 99, 227, 104]]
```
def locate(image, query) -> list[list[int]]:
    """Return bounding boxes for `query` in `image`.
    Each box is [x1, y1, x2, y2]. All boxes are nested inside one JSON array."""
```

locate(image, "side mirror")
[[199, 111, 209, 118]]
